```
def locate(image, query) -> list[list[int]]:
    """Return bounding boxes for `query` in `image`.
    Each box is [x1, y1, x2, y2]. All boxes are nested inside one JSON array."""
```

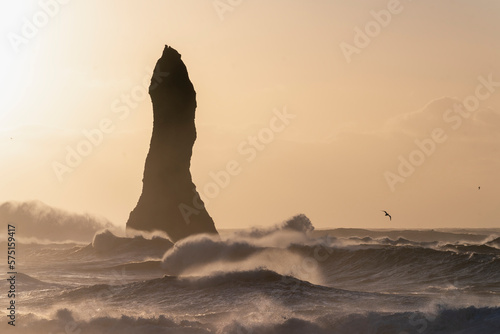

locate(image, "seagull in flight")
[[381, 210, 391, 221]]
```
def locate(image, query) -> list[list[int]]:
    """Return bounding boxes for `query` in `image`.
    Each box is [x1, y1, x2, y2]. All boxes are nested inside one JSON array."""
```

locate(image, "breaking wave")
[[0, 200, 113, 242], [6, 210, 500, 333], [10, 306, 500, 334]]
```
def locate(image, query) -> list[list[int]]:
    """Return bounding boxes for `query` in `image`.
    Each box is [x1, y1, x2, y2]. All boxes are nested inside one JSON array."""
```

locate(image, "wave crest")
[[160, 214, 325, 284]]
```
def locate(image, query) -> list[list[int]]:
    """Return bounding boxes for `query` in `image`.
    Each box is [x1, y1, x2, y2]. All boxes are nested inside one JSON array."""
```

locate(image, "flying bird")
[[381, 210, 391, 221]]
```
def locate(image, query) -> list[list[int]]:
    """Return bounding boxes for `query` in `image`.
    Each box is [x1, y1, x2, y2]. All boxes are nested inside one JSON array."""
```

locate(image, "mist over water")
[[1, 205, 500, 333], [0, 200, 113, 243]]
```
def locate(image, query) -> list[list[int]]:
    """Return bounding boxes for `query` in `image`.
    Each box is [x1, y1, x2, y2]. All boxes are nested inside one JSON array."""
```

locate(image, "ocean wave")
[[31, 225, 499, 296], [59, 269, 332, 300], [0, 200, 113, 242], [161, 234, 261, 274], [0, 272, 60, 291], [222, 317, 330, 334], [10, 306, 500, 334], [337, 233, 500, 251], [234, 214, 314, 239], [486, 236, 500, 248], [440, 243, 500, 255], [320, 306, 500, 334], [286, 243, 500, 293], [159, 215, 324, 283], [224, 306, 500, 334], [157, 217, 500, 293], [325, 228, 494, 244], [174, 269, 330, 291], [160, 232, 325, 284], [11, 309, 213, 334], [107, 260, 163, 272], [349, 236, 439, 248], [74, 230, 173, 260], [53, 268, 385, 318]]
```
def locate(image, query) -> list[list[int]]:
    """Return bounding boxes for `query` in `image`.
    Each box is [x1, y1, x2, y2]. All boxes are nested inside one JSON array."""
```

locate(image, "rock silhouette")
[[126, 45, 218, 242]]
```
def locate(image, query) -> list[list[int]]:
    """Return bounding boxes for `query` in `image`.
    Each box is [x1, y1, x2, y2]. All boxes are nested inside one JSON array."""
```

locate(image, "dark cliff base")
[[126, 45, 218, 243]]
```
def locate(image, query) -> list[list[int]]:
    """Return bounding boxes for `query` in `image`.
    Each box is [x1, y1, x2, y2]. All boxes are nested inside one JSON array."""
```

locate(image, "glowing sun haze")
[[1, 0, 499, 229]]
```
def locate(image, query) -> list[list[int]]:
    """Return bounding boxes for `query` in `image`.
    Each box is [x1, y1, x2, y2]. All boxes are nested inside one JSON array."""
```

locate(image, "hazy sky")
[[1, 0, 499, 229]]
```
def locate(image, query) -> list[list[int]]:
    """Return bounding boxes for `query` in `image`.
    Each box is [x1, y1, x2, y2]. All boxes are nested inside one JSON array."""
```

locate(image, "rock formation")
[[126, 45, 218, 242]]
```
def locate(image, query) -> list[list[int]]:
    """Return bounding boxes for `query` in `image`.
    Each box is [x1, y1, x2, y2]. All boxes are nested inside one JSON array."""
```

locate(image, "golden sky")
[[1, 0, 499, 229]]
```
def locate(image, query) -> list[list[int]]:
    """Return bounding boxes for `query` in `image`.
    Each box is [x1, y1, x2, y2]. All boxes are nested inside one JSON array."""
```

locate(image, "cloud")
[[385, 97, 500, 140]]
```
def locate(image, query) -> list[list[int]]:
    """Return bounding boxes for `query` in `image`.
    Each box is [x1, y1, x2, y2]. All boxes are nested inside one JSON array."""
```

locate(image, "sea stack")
[[126, 45, 218, 242]]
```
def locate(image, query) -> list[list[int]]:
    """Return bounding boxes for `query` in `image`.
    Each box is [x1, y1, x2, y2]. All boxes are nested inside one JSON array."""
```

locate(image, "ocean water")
[[1, 214, 500, 334]]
